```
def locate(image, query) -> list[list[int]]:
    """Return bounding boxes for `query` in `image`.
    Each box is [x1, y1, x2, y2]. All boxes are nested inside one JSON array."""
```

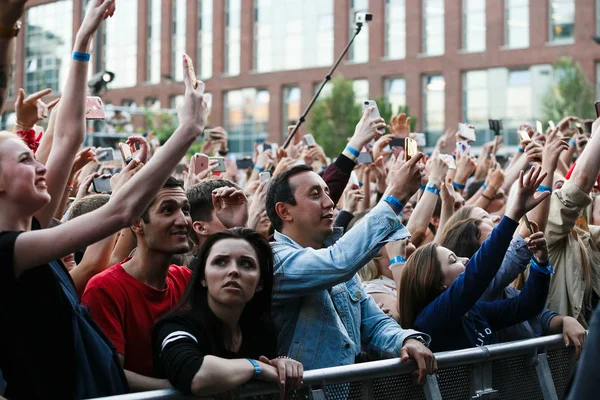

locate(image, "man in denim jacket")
[[266, 150, 437, 382]]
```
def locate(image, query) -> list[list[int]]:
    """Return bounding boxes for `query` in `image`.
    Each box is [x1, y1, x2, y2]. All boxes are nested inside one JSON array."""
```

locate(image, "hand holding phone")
[[362, 100, 385, 135], [209, 157, 227, 172], [118, 142, 133, 164], [458, 123, 476, 142], [356, 151, 374, 164], [456, 141, 469, 156], [92, 176, 112, 194], [303, 134, 317, 148], [194, 153, 210, 173], [404, 137, 418, 162], [259, 171, 271, 183]]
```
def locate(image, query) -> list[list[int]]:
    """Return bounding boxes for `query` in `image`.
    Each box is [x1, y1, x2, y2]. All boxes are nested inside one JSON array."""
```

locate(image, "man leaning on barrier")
[[266, 143, 437, 383]]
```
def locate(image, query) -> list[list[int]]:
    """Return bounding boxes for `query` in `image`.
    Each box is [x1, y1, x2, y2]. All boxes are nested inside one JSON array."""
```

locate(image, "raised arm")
[[572, 118, 600, 194], [12, 52, 208, 277]]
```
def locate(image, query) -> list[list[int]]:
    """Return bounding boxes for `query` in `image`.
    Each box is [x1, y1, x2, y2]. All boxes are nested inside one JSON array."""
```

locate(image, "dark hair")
[[398, 243, 444, 328], [440, 218, 483, 259], [140, 176, 184, 223], [466, 180, 484, 200], [265, 165, 313, 231], [67, 194, 111, 220], [186, 179, 237, 223], [162, 228, 274, 355]]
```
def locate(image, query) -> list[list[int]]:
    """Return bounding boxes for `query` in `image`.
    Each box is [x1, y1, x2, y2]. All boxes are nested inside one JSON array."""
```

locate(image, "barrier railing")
[[94, 334, 577, 400]]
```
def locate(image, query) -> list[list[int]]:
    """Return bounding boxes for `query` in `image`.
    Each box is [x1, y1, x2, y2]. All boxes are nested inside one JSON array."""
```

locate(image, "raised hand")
[[71, 147, 97, 175], [388, 113, 411, 138], [110, 158, 144, 194], [342, 183, 364, 214], [542, 129, 569, 168], [126, 135, 150, 164], [506, 164, 549, 221], [247, 180, 268, 230], [79, 0, 116, 40], [179, 55, 208, 132], [454, 151, 477, 185], [212, 187, 249, 228], [556, 116, 578, 133], [385, 152, 425, 207], [372, 135, 394, 161], [524, 140, 543, 163], [426, 151, 448, 184], [15, 88, 59, 129], [348, 106, 387, 151], [525, 231, 549, 265]]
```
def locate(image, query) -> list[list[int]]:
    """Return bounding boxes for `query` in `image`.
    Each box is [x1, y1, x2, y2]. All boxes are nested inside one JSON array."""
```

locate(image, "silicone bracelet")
[[482, 184, 488, 190], [530, 258, 554, 275], [425, 185, 440, 196], [419, 184, 426, 191], [452, 181, 466, 190], [569, 140, 576, 147], [345, 145, 360, 157], [72, 51, 91, 62], [253, 165, 264, 173], [518, 148, 525, 153], [384, 195, 403, 215], [246, 358, 262, 377], [389, 256, 407, 266], [537, 185, 552, 194]]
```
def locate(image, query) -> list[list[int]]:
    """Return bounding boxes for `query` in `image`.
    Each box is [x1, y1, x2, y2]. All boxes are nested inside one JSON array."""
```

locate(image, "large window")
[[422, 75, 445, 142], [147, 0, 162, 83], [172, 0, 186, 82], [352, 80, 369, 104], [462, 70, 489, 145], [25, 1, 73, 93], [349, 0, 369, 63], [463, 0, 486, 52], [254, 0, 333, 72], [385, 0, 406, 59], [549, 0, 574, 43], [198, 0, 213, 79], [505, 0, 529, 48], [422, 0, 444, 56], [384, 78, 406, 113], [224, 89, 270, 154], [506, 70, 532, 127], [225, 0, 241, 75], [103, 0, 137, 88], [282, 86, 301, 136]]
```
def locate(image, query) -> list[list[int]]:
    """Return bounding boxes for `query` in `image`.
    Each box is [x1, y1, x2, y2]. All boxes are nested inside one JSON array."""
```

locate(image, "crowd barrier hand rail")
[[92, 333, 575, 400]]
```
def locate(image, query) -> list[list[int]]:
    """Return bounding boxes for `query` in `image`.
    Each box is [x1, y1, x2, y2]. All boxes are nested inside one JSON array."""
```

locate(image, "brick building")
[[3, 0, 600, 154]]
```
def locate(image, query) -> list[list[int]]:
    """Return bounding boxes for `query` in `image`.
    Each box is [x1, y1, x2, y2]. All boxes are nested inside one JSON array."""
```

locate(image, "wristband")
[[518, 148, 524, 153], [537, 185, 552, 194], [481, 193, 493, 201], [452, 181, 465, 190], [420, 184, 426, 191], [569, 140, 576, 147], [389, 256, 407, 266], [321, 165, 327, 171], [246, 358, 262, 377], [253, 165, 264, 173], [384, 195, 404, 215], [72, 51, 91, 62], [425, 185, 440, 196], [345, 145, 360, 157], [530, 258, 554, 275]]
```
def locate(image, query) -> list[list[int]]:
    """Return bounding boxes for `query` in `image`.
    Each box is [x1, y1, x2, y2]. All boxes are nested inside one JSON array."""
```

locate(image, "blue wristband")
[[530, 258, 554, 275], [482, 184, 488, 190], [390, 256, 407, 266], [518, 148, 525, 153], [254, 165, 264, 173], [425, 185, 440, 196], [569, 140, 576, 147], [384, 195, 404, 214], [420, 184, 426, 191], [73, 51, 91, 62], [537, 185, 552, 194], [345, 145, 360, 157], [452, 181, 466, 190], [246, 358, 262, 377]]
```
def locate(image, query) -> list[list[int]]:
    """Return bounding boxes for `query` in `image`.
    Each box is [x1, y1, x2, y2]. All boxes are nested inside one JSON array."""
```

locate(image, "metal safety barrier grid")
[[94, 333, 577, 400]]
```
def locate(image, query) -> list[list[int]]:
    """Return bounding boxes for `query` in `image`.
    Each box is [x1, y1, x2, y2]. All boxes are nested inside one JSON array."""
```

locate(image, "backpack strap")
[[49, 260, 79, 308]]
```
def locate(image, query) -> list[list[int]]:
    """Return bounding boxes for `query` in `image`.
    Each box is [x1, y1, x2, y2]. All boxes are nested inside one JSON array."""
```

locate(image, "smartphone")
[[584, 120, 593, 133], [518, 130, 530, 142], [488, 119, 502, 134], [86, 96, 106, 120], [194, 153, 210, 173], [118, 142, 133, 164], [259, 171, 271, 183], [548, 120, 556, 130], [389, 137, 404, 148], [183, 53, 198, 89], [404, 137, 418, 161], [414, 133, 426, 147], [236, 158, 254, 169], [96, 147, 114, 162], [456, 141, 469, 156], [258, 142, 272, 154], [536, 121, 544, 134], [458, 123, 476, 142], [440, 154, 456, 170], [92, 176, 112, 194], [356, 151, 374, 164], [362, 100, 385, 135], [209, 157, 227, 172], [303, 133, 317, 147]]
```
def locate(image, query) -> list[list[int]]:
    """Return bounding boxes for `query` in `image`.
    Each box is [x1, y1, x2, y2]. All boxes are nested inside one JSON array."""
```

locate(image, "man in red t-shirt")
[[82, 177, 192, 392]]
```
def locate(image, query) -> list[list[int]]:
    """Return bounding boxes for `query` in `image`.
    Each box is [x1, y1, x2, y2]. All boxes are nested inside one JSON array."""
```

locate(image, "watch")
[[0, 21, 22, 38], [407, 335, 428, 347]]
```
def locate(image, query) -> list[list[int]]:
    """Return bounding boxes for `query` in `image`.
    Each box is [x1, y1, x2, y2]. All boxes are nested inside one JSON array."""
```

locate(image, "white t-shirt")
[[362, 276, 397, 297]]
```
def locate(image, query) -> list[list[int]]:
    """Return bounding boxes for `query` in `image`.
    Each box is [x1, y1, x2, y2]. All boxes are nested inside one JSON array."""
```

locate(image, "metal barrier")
[[94, 334, 576, 400]]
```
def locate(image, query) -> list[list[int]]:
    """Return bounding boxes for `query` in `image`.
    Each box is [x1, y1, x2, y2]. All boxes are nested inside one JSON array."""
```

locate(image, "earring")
[[201, 281, 206, 287]]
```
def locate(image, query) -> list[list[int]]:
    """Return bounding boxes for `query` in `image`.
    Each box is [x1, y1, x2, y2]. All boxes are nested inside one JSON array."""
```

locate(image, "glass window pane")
[[254, 0, 333, 72], [282, 86, 301, 136], [385, 0, 406, 59], [463, 0, 486, 52], [198, 0, 213, 79], [549, 0, 574, 42], [147, 0, 161, 84], [505, 0, 529, 48], [172, 0, 186, 81], [423, 75, 445, 143], [423, 0, 445, 56], [352, 79, 369, 104], [349, 0, 369, 63], [225, 0, 241, 75], [224, 88, 270, 155], [384, 77, 406, 112], [25, 1, 73, 93]]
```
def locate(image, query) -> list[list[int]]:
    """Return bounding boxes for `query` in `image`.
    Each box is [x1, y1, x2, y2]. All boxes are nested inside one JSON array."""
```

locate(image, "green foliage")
[[373, 96, 418, 132], [144, 110, 202, 158], [542, 57, 595, 121]]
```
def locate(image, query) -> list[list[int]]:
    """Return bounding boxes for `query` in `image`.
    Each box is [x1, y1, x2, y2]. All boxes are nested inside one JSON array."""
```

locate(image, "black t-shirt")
[[152, 313, 277, 394], [0, 219, 76, 399]]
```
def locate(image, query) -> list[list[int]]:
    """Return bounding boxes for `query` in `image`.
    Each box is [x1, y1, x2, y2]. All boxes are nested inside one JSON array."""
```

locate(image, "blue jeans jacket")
[[271, 202, 428, 370]]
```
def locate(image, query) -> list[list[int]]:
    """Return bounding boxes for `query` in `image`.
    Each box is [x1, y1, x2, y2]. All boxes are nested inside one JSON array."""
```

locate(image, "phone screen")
[[92, 177, 112, 194], [404, 138, 418, 161], [356, 152, 374, 164], [236, 158, 254, 169], [389, 137, 404, 148]]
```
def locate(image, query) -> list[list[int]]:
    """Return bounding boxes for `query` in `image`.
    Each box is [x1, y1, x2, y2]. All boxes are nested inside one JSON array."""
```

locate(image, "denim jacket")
[[271, 202, 428, 370]]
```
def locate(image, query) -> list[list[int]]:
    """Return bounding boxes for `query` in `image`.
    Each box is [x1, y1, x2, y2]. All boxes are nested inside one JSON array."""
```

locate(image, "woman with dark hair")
[[152, 228, 302, 397], [398, 166, 554, 352]]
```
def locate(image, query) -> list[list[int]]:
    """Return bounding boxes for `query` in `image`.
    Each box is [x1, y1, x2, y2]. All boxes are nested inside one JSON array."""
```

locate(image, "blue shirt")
[[414, 217, 551, 352], [271, 201, 428, 370]]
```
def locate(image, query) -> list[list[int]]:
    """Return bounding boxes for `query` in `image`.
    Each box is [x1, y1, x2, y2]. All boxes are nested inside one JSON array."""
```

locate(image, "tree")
[[308, 76, 419, 157], [542, 57, 595, 122], [145, 110, 202, 157]]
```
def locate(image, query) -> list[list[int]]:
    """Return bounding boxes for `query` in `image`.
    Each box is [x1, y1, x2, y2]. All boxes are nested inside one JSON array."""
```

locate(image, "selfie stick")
[[283, 14, 370, 149]]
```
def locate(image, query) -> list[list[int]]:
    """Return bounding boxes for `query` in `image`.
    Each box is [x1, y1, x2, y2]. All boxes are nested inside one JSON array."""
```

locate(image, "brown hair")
[[439, 218, 483, 259], [66, 194, 111, 220], [398, 243, 444, 328], [440, 205, 475, 238]]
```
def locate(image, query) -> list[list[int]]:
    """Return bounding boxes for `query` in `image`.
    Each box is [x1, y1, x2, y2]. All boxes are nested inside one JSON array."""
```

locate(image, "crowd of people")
[[0, 1, 599, 399]]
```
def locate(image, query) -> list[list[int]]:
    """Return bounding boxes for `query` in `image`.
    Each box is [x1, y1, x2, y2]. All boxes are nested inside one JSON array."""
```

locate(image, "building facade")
[[3, 0, 600, 153]]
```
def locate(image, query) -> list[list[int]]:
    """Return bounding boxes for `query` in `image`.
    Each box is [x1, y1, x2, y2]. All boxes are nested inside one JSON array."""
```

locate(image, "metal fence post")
[[470, 361, 499, 399], [423, 374, 443, 400], [536, 353, 559, 400]]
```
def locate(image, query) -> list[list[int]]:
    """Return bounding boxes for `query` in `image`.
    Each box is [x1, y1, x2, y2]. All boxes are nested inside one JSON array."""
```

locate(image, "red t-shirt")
[[81, 261, 191, 376]]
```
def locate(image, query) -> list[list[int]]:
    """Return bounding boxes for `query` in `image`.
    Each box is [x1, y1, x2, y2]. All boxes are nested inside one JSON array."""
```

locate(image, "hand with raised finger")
[[385, 152, 425, 208], [15, 88, 55, 129], [388, 113, 411, 138], [110, 157, 144, 194], [542, 130, 569, 169], [212, 187, 249, 228], [372, 135, 394, 161], [349, 107, 387, 151], [179, 54, 208, 133], [400, 339, 437, 385], [561, 316, 586, 359], [126, 135, 150, 164], [506, 165, 549, 221], [71, 147, 97, 175], [525, 140, 543, 163], [75, 172, 99, 202], [556, 116, 578, 133], [79, 0, 116, 40]]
